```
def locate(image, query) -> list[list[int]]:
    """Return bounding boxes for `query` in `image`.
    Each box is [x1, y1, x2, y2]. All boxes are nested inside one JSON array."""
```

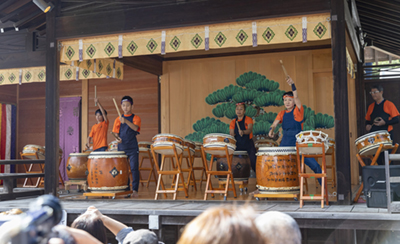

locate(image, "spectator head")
[[255, 211, 301, 244], [71, 213, 107, 244], [177, 206, 264, 244], [123, 229, 159, 244]]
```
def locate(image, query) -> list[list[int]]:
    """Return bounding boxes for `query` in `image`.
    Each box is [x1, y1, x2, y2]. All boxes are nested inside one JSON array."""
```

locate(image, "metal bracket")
[[149, 215, 160, 230]]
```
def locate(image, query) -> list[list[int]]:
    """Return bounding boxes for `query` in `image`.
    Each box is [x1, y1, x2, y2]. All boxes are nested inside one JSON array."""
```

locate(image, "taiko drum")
[[203, 133, 236, 156], [183, 140, 196, 157], [22, 144, 46, 159], [87, 151, 129, 193], [108, 140, 119, 151], [355, 130, 392, 156], [66, 153, 90, 180], [217, 151, 251, 181], [152, 134, 184, 155], [256, 147, 299, 194], [138, 142, 152, 152], [295, 130, 329, 155]]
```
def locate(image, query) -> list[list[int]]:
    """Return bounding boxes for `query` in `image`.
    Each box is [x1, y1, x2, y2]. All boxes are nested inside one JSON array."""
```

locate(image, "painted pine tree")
[[185, 71, 334, 142]]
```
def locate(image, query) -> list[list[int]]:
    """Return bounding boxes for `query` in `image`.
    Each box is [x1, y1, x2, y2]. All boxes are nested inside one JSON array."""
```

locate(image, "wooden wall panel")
[[0, 84, 17, 104], [162, 49, 337, 138], [87, 65, 159, 145]]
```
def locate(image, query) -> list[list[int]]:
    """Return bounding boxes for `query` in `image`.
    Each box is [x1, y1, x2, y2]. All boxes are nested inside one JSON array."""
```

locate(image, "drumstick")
[[95, 86, 97, 106], [236, 121, 243, 137], [111, 132, 121, 140], [280, 60, 289, 77], [113, 98, 122, 117]]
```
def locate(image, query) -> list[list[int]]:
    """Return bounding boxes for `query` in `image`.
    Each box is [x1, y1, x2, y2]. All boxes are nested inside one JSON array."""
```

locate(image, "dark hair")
[[282, 91, 294, 100], [371, 85, 383, 92], [236, 103, 246, 109], [95, 109, 107, 116], [121, 96, 133, 105], [71, 213, 107, 244]]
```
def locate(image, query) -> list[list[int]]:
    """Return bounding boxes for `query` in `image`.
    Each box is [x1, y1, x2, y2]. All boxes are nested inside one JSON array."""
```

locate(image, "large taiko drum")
[[66, 153, 90, 180], [22, 145, 46, 159], [194, 142, 203, 157], [138, 142, 152, 152], [217, 151, 251, 181], [108, 140, 119, 151], [256, 147, 299, 194], [254, 139, 279, 149], [183, 140, 196, 157], [87, 151, 129, 193], [355, 130, 392, 156], [152, 134, 184, 155], [295, 130, 329, 154], [203, 133, 236, 156]]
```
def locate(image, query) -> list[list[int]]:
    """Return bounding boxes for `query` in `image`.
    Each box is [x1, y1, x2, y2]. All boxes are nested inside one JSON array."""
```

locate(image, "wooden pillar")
[[81, 80, 89, 150], [331, 0, 352, 204], [45, 1, 60, 196], [356, 53, 365, 138]]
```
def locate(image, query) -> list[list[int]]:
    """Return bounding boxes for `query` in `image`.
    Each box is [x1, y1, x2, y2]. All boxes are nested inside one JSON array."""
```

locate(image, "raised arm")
[[286, 76, 301, 109], [95, 98, 108, 123]]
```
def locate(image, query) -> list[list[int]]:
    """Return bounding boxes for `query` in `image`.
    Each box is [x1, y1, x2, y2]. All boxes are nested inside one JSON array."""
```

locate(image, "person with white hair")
[[255, 211, 301, 244]]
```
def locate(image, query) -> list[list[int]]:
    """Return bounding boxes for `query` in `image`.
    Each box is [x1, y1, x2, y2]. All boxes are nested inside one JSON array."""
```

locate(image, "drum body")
[[256, 147, 299, 194], [183, 140, 196, 157], [254, 139, 278, 149], [22, 144, 45, 159], [138, 142, 152, 152], [355, 130, 392, 156], [295, 130, 329, 154], [203, 133, 236, 155], [194, 142, 203, 157], [217, 151, 250, 181], [152, 134, 184, 155], [87, 151, 129, 193], [66, 153, 90, 180]]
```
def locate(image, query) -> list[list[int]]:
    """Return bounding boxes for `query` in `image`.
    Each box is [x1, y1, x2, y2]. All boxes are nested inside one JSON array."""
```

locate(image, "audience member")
[[255, 211, 301, 244], [71, 212, 107, 244]]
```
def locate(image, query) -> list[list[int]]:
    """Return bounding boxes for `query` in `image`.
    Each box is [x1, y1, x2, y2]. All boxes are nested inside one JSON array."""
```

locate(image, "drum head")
[[203, 133, 235, 140], [89, 151, 127, 158], [69, 153, 90, 157], [152, 134, 183, 141], [257, 147, 296, 155]]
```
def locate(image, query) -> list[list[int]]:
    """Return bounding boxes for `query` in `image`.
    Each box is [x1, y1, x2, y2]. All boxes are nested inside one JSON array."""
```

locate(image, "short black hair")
[[371, 85, 383, 92], [282, 91, 294, 100], [121, 96, 133, 105], [236, 103, 246, 109], [95, 109, 107, 116]]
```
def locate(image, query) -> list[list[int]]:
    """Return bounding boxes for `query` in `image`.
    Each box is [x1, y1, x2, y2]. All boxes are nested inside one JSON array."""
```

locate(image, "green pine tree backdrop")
[[185, 71, 334, 142]]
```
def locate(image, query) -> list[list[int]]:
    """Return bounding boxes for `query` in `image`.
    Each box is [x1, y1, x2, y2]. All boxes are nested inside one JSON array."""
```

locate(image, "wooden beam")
[[81, 79, 89, 151], [356, 51, 365, 139], [331, 0, 352, 205], [344, 1, 361, 62], [123, 56, 163, 76], [44, 1, 60, 196], [0, 51, 46, 69], [55, 0, 330, 39]]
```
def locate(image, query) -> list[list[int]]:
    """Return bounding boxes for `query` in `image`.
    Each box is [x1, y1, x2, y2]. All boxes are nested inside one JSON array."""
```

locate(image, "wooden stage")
[[1, 179, 399, 243]]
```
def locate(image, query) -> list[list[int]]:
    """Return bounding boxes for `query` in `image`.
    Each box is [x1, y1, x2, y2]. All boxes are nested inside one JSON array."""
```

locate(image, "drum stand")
[[138, 150, 158, 188], [20, 152, 65, 188], [65, 180, 88, 193], [193, 149, 207, 187], [354, 143, 399, 203], [151, 144, 188, 200], [83, 190, 133, 200], [181, 148, 197, 191], [296, 143, 329, 208], [202, 146, 237, 201]]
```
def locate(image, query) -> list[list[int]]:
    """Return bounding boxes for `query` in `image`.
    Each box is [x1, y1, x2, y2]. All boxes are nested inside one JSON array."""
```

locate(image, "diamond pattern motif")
[[285, 25, 298, 41], [86, 44, 96, 58], [38, 71, 45, 81], [169, 36, 181, 51], [65, 69, 73, 79], [106, 64, 112, 76], [127, 41, 138, 55], [95, 72, 102, 77], [86, 59, 92, 69], [0, 74, 4, 84], [313, 22, 327, 39], [191, 34, 203, 49], [262, 27, 275, 43], [109, 167, 119, 178], [235, 30, 248, 45], [98, 60, 103, 72], [8, 73, 16, 83], [116, 67, 122, 79], [146, 39, 158, 53], [236, 162, 243, 171], [104, 42, 115, 56], [82, 69, 90, 78], [65, 46, 75, 60], [24, 71, 32, 82], [214, 32, 227, 47]]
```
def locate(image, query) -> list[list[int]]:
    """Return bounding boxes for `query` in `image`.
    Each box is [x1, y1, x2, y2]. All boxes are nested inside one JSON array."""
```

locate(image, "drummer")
[[268, 76, 322, 184], [365, 85, 399, 138], [86, 98, 109, 152], [229, 102, 257, 172]]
